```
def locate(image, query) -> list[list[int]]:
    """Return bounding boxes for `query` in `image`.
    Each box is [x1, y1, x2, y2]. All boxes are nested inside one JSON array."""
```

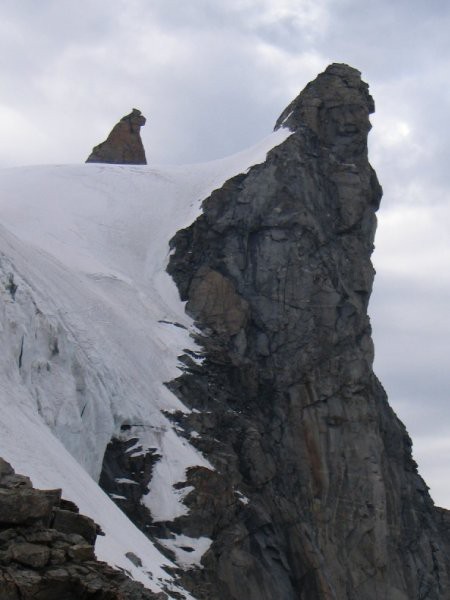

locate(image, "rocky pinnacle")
[[166, 64, 450, 599], [86, 108, 147, 165]]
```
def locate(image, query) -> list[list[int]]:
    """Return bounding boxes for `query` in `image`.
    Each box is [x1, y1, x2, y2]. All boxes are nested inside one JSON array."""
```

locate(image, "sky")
[[0, 0, 449, 507]]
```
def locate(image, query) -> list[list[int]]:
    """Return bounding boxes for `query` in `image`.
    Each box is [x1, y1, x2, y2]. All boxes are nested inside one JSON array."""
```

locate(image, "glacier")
[[0, 128, 290, 595]]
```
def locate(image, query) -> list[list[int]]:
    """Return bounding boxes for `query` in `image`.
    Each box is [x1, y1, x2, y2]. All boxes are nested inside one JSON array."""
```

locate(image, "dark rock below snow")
[[86, 108, 147, 165], [99, 435, 160, 534]]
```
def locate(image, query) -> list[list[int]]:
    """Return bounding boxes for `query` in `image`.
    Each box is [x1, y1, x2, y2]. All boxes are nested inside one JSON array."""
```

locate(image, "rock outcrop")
[[164, 64, 450, 599], [99, 434, 160, 533], [0, 458, 164, 599], [86, 108, 147, 165]]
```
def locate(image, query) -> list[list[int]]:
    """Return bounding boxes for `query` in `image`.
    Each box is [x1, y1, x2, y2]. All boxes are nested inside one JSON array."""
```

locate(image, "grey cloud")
[[371, 270, 450, 502]]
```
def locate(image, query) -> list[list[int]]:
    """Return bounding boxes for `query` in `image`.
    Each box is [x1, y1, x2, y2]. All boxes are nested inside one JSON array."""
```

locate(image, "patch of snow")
[[279, 111, 294, 127], [235, 491, 250, 505], [143, 426, 204, 521], [186, 351, 205, 366], [115, 477, 139, 485], [159, 534, 213, 569], [124, 441, 144, 455]]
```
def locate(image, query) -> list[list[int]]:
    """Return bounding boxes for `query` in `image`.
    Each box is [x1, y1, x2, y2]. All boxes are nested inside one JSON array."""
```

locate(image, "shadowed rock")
[[86, 108, 147, 165], [164, 63, 450, 599]]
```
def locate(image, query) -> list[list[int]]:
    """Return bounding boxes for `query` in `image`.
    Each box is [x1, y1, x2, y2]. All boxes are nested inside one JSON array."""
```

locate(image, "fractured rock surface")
[[86, 108, 147, 165], [0, 458, 164, 599], [166, 64, 450, 599]]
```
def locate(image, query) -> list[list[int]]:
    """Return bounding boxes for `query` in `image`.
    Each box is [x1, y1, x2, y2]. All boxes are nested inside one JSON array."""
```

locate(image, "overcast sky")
[[0, 0, 449, 507]]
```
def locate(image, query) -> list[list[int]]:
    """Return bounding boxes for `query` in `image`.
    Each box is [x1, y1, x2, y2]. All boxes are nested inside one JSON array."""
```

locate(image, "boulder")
[[51, 509, 97, 545], [0, 488, 61, 525], [10, 542, 51, 568]]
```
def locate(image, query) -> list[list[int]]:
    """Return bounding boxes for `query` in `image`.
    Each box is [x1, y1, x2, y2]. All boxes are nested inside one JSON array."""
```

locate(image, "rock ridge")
[[164, 64, 450, 599]]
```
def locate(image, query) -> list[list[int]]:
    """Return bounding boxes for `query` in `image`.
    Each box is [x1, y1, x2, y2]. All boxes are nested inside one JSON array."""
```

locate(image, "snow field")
[[0, 128, 290, 592]]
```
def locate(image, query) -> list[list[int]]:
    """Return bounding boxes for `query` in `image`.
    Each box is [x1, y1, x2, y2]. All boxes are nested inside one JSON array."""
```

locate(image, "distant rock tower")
[[86, 109, 147, 165]]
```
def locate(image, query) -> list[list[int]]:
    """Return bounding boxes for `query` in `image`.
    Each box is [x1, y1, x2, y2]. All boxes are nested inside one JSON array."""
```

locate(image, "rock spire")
[[86, 108, 147, 165], [164, 63, 450, 599]]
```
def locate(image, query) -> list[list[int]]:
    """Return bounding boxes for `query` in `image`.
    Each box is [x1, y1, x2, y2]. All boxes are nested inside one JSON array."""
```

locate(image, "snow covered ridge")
[[0, 129, 290, 595]]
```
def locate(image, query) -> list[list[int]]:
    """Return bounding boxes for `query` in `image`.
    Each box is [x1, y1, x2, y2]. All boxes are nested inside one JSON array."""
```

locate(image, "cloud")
[[371, 196, 450, 508], [0, 0, 333, 165]]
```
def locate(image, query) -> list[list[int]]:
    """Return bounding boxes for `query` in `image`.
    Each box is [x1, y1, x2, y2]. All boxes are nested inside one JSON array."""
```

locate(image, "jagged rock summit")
[[275, 63, 375, 160], [165, 63, 450, 599], [86, 108, 147, 165]]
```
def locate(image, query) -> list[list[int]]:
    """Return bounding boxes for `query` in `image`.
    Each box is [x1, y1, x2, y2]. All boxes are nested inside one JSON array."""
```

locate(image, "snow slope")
[[0, 128, 290, 595]]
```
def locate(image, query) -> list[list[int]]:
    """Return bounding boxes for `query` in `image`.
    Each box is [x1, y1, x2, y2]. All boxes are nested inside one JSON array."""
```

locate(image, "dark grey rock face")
[[166, 64, 450, 599], [86, 108, 147, 165], [99, 434, 160, 533]]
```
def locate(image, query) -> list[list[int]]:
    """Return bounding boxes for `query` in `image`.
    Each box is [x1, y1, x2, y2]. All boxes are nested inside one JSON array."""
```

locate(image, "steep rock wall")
[[167, 64, 450, 599]]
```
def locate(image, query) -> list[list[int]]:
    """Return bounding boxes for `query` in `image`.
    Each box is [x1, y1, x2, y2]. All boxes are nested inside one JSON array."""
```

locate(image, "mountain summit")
[[167, 63, 450, 598]]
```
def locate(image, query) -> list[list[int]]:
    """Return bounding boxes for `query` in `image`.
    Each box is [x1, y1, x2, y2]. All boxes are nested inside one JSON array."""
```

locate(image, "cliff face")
[[167, 64, 450, 599]]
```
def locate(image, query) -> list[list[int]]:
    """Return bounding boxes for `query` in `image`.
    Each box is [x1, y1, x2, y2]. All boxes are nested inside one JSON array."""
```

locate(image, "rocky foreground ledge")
[[0, 458, 163, 600]]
